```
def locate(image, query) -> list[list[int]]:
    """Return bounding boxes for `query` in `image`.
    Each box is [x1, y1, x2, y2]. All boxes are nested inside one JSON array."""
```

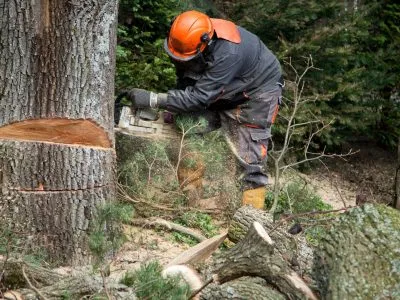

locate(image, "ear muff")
[[200, 32, 210, 43]]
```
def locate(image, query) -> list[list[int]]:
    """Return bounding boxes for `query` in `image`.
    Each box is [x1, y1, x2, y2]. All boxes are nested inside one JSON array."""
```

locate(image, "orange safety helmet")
[[164, 10, 214, 62]]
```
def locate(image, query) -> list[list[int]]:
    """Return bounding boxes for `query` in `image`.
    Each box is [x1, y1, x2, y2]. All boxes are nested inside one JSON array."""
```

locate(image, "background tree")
[[115, 0, 179, 92], [0, 0, 118, 265], [213, 0, 400, 149]]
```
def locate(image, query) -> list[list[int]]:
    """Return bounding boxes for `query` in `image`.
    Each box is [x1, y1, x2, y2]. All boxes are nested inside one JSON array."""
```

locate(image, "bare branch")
[[270, 205, 358, 233], [130, 217, 206, 242], [280, 149, 355, 171], [22, 264, 50, 300], [289, 120, 321, 129]]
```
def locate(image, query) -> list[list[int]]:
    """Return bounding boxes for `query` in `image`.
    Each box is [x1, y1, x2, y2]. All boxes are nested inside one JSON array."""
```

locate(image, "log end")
[[285, 271, 318, 300], [253, 222, 274, 245]]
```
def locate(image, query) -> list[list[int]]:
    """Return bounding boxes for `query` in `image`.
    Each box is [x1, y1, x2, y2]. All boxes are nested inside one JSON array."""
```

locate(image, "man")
[[125, 10, 282, 209]]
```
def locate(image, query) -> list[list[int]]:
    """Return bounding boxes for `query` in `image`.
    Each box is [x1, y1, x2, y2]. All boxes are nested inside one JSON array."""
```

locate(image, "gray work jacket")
[[165, 26, 282, 113]]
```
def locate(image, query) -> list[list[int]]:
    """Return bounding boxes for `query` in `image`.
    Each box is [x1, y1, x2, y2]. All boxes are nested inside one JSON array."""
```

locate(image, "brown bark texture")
[[0, 0, 117, 133], [0, 0, 118, 265]]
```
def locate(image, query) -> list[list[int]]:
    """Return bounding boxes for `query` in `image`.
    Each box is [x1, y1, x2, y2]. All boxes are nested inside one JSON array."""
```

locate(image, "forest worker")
[[125, 10, 283, 209]]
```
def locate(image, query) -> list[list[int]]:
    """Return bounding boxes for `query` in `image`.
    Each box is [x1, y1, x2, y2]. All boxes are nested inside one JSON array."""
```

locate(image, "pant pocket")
[[248, 127, 272, 162], [237, 90, 281, 128]]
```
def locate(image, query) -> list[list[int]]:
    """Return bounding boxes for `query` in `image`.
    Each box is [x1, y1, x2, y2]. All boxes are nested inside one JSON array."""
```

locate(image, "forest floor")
[[109, 141, 397, 281]]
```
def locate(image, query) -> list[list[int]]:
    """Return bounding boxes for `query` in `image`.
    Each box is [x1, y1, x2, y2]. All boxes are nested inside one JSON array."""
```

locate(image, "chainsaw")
[[114, 93, 179, 139]]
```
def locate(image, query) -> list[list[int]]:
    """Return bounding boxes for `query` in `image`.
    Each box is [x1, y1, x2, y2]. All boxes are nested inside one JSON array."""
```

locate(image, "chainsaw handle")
[[114, 92, 129, 125]]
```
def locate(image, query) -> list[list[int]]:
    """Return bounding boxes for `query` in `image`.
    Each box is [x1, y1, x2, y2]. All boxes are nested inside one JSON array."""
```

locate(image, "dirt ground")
[[109, 226, 191, 282], [306, 141, 397, 208]]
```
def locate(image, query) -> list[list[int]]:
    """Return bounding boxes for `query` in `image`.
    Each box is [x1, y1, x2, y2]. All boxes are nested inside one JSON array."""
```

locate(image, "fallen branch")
[[0, 256, 136, 299], [22, 265, 49, 300], [118, 183, 222, 215], [271, 206, 357, 233], [130, 217, 207, 242]]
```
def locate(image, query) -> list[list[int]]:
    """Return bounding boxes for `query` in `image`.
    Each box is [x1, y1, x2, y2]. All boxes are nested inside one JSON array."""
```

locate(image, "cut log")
[[228, 206, 314, 274], [201, 277, 286, 300], [313, 204, 400, 299], [211, 222, 317, 300], [167, 231, 228, 266]]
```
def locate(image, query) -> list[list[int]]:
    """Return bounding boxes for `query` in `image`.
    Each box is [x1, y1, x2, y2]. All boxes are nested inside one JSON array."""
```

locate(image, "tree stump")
[[0, 0, 118, 265]]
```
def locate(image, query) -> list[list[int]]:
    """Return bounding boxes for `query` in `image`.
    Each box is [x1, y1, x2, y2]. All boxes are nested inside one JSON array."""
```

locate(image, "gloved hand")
[[125, 88, 168, 109]]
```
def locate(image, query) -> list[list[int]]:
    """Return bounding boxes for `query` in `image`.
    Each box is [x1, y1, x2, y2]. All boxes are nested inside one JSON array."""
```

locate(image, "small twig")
[[130, 217, 206, 242], [100, 269, 112, 300], [22, 264, 49, 300], [188, 276, 214, 299], [0, 234, 12, 283], [175, 121, 203, 178], [118, 183, 221, 215], [270, 206, 357, 233], [334, 184, 348, 208], [280, 149, 356, 171], [318, 158, 348, 208]]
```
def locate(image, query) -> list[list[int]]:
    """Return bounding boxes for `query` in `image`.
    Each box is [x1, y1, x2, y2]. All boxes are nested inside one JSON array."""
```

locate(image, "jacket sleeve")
[[165, 52, 242, 113]]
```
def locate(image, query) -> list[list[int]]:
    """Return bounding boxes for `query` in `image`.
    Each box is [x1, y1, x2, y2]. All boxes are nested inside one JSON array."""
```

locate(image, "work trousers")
[[180, 87, 282, 190]]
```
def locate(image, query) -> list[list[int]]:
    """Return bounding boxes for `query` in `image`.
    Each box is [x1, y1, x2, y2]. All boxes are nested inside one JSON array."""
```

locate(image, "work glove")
[[125, 88, 168, 109]]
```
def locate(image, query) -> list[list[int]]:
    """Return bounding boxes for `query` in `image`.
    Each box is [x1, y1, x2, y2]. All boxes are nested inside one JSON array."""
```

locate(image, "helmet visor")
[[163, 38, 202, 62]]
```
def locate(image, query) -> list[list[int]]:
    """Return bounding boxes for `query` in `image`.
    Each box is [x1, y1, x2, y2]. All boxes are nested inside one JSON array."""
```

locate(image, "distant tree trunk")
[[0, 0, 118, 265]]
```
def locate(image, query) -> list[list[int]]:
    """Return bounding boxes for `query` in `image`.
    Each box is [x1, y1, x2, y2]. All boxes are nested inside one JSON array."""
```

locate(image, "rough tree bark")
[[200, 205, 399, 299], [197, 207, 317, 299], [201, 277, 286, 300], [208, 221, 317, 300], [228, 206, 314, 274], [313, 204, 400, 299], [0, 0, 118, 265]]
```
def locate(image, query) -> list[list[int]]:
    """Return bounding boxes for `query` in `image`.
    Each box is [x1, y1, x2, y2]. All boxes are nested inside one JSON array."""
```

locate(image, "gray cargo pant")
[[221, 87, 281, 189], [179, 87, 281, 190]]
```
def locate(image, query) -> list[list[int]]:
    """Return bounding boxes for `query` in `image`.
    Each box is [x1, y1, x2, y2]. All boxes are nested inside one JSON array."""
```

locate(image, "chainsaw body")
[[115, 106, 179, 139]]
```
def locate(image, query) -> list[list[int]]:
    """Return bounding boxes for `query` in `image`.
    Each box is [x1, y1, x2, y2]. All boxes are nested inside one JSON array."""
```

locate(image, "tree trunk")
[[313, 204, 400, 299], [0, 0, 118, 265]]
